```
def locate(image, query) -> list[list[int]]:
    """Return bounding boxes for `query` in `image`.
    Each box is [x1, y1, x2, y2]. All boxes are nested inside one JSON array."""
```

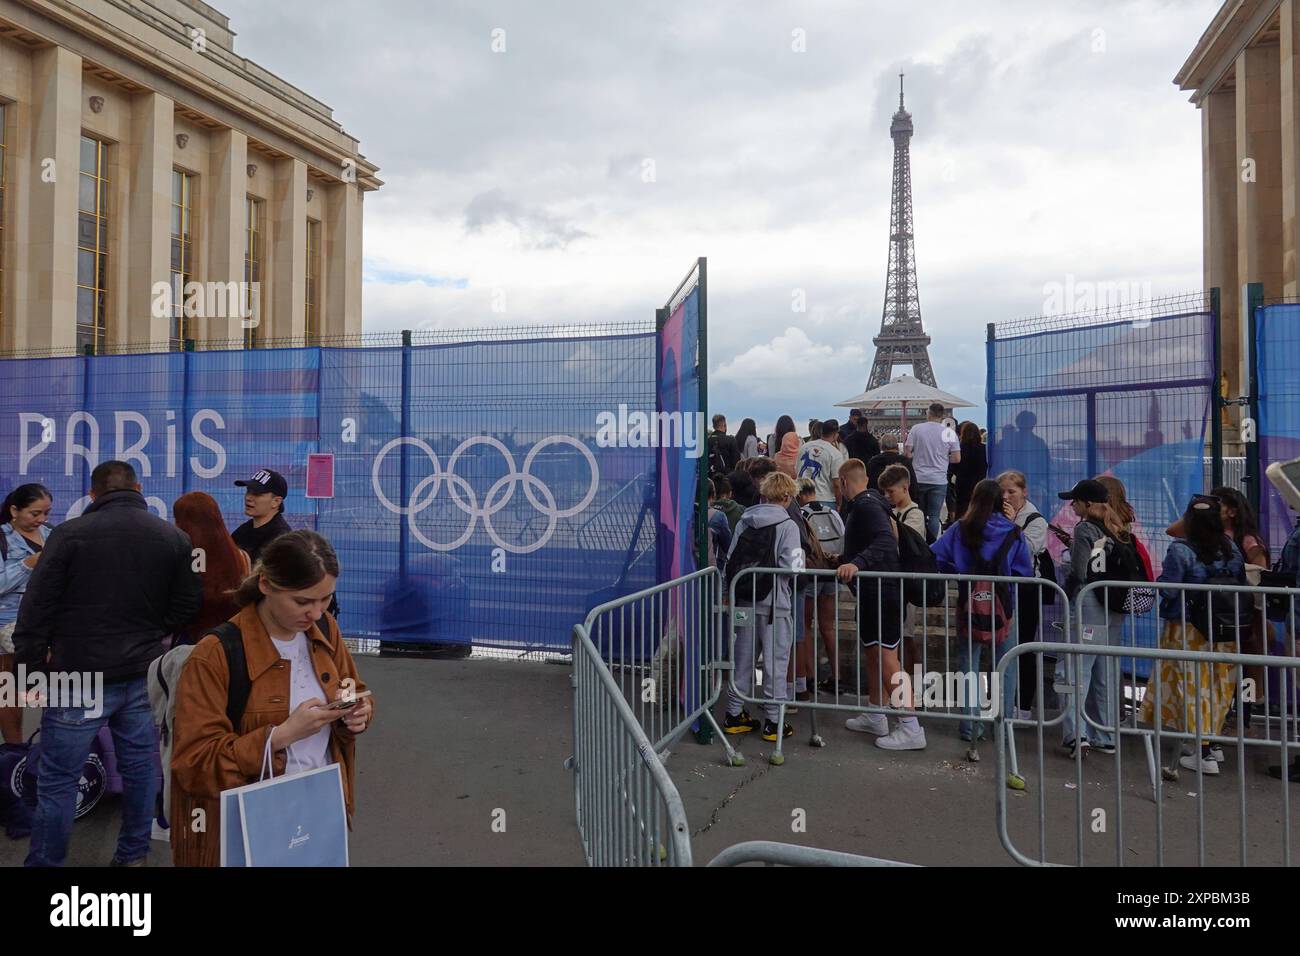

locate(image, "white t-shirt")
[[894, 504, 926, 539], [905, 421, 960, 485], [797, 439, 846, 502], [272, 632, 332, 774]]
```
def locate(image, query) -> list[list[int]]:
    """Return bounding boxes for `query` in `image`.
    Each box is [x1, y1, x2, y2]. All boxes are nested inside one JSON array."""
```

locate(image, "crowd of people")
[[707, 404, 1300, 783], [0, 462, 372, 867]]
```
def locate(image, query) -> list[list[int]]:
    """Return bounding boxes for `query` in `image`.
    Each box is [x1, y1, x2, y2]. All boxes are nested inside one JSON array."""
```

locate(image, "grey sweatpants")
[[729, 611, 795, 723]]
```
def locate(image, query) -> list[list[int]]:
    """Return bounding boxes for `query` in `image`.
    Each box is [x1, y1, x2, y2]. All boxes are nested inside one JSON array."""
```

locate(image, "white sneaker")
[[845, 713, 889, 736], [875, 722, 927, 751], [151, 820, 170, 843], [1208, 745, 1225, 763], [1179, 753, 1220, 775]]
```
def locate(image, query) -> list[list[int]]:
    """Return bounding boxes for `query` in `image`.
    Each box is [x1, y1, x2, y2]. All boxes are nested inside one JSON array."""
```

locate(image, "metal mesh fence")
[[1256, 303, 1300, 555], [987, 294, 1216, 674], [0, 322, 661, 654]]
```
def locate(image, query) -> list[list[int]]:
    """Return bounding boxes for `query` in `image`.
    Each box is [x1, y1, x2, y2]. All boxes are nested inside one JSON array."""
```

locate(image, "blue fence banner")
[[656, 280, 703, 585], [988, 302, 1215, 673], [1256, 303, 1300, 552], [0, 330, 666, 653]]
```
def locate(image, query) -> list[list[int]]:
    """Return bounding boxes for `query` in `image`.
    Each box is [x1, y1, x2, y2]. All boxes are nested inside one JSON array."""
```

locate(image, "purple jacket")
[[931, 513, 1033, 578]]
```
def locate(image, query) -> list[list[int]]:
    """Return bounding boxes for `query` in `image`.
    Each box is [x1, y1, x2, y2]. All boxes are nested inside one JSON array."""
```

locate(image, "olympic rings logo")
[[370, 435, 600, 554]]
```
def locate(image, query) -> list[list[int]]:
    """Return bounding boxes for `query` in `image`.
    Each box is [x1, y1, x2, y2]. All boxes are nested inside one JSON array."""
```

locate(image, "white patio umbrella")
[[835, 375, 976, 442]]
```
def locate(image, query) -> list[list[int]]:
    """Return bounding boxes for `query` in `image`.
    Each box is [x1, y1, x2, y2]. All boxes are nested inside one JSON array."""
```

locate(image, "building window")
[[306, 218, 321, 343], [244, 196, 263, 348], [170, 169, 195, 350], [0, 103, 6, 345], [77, 135, 110, 354]]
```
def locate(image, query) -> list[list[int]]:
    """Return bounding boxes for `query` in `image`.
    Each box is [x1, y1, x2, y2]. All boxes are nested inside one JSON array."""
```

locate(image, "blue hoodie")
[[931, 513, 1033, 578]]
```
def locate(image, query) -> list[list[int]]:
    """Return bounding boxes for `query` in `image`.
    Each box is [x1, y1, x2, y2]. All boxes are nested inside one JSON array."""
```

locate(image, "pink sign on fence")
[[305, 454, 335, 499]]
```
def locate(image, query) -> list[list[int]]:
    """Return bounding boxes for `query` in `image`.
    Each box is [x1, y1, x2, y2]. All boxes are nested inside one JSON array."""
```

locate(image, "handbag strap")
[[260, 727, 278, 782]]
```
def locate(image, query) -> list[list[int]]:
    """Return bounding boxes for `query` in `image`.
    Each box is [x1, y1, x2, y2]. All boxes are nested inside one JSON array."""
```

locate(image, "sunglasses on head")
[[1189, 494, 1219, 512]]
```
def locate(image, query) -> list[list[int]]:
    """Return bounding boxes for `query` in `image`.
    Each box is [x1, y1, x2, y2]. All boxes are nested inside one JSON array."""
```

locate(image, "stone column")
[[1236, 43, 1284, 301], [24, 46, 81, 353], [207, 128, 247, 342], [325, 181, 362, 337], [1283, 0, 1300, 295], [125, 91, 173, 347], [1204, 89, 1239, 398], [271, 157, 307, 339]]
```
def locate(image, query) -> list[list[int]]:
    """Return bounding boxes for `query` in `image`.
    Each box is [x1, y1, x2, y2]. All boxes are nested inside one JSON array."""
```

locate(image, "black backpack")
[[1262, 563, 1298, 623], [1183, 560, 1253, 645], [707, 434, 728, 478], [893, 507, 944, 607], [155, 622, 252, 732], [1023, 514, 1057, 606], [1082, 521, 1144, 609], [726, 519, 793, 605]]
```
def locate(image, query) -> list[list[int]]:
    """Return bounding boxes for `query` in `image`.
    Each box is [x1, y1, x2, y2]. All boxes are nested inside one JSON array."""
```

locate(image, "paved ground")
[[673, 704, 1300, 867], [3, 657, 1296, 867], [0, 656, 585, 867]]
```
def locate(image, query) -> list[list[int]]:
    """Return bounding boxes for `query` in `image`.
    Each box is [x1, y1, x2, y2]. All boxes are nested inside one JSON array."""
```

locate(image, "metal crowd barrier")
[[990, 578, 1300, 867], [706, 841, 918, 867], [582, 566, 726, 757], [569, 621, 692, 866], [723, 566, 1067, 781], [571, 563, 1300, 867]]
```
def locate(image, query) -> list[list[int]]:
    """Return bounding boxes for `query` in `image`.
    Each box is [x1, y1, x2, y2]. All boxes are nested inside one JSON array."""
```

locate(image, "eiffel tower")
[[867, 74, 937, 390]]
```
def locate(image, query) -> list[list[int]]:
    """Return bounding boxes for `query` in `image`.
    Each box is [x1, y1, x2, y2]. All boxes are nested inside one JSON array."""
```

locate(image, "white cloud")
[[714, 327, 866, 389], [219, 0, 1220, 428]]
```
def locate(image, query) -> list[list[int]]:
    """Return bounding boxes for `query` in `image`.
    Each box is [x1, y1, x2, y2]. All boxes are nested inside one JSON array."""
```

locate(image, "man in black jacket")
[[865, 437, 916, 500], [16, 460, 200, 867], [707, 416, 741, 478], [231, 467, 292, 567], [844, 415, 881, 466], [835, 459, 925, 750]]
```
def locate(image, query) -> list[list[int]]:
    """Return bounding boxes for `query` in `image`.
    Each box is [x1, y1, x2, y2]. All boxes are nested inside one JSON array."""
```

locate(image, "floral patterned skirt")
[[1138, 621, 1236, 736]]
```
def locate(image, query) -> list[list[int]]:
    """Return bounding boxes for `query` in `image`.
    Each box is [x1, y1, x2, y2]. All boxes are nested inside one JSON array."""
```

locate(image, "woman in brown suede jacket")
[[170, 530, 374, 867]]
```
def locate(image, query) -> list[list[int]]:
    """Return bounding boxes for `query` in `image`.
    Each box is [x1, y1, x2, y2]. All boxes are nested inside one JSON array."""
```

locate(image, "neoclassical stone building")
[[0, 0, 381, 353], [1178, 0, 1300, 413]]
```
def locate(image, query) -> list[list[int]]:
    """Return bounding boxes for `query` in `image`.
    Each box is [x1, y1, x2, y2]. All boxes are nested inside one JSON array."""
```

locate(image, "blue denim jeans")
[[914, 483, 947, 541], [1059, 602, 1123, 748], [955, 632, 1020, 740], [26, 676, 157, 867]]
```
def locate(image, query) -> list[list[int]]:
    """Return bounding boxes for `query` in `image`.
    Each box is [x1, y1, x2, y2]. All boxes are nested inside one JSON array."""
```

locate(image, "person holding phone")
[[170, 530, 373, 867], [0, 484, 53, 751]]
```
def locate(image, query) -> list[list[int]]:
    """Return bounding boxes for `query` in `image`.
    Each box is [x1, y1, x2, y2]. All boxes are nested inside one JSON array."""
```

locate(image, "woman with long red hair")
[[172, 492, 249, 644]]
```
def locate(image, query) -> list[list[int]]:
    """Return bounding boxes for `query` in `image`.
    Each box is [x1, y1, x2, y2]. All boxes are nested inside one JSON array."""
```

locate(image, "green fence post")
[[695, 259, 712, 745], [1245, 283, 1264, 515]]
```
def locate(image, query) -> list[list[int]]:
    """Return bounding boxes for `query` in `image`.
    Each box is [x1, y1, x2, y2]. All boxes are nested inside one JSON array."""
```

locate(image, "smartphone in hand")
[[325, 689, 372, 711]]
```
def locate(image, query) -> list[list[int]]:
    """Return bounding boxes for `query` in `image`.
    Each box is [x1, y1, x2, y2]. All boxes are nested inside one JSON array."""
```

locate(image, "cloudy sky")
[[222, 0, 1219, 435]]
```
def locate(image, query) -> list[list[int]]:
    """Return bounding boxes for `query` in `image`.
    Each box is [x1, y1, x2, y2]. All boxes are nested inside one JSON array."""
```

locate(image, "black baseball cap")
[[1058, 479, 1108, 504], [235, 468, 288, 498]]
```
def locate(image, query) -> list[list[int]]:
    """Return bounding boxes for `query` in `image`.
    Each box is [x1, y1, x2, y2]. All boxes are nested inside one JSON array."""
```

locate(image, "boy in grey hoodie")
[[724, 471, 804, 742]]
